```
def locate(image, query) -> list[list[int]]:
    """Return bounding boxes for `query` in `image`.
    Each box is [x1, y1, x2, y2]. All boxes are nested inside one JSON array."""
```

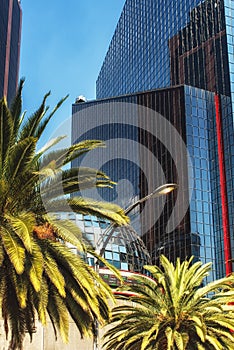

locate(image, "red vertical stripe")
[[3, 0, 13, 100], [214, 93, 232, 275]]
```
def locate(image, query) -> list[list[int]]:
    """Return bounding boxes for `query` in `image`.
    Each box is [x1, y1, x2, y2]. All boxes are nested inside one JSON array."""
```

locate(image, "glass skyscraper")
[[72, 86, 232, 281], [72, 0, 234, 279], [96, 0, 234, 101], [0, 0, 22, 104]]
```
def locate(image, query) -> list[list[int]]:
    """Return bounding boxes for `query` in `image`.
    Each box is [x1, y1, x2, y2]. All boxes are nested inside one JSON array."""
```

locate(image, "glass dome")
[[57, 212, 151, 274], [96, 224, 151, 274]]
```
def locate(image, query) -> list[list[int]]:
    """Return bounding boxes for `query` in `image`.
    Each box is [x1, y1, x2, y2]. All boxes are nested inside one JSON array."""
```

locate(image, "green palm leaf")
[[0, 98, 13, 175], [36, 135, 66, 155], [65, 291, 93, 337], [26, 242, 44, 292], [45, 197, 129, 226], [39, 166, 114, 198], [39, 140, 105, 170], [46, 285, 69, 343], [34, 95, 68, 139], [44, 215, 85, 251], [103, 255, 234, 350], [19, 92, 50, 140], [1, 226, 25, 274], [43, 253, 66, 298], [4, 137, 36, 182], [0, 243, 4, 267], [68, 197, 129, 225], [33, 276, 49, 325], [6, 213, 35, 253], [0, 82, 129, 349], [10, 272, 28, 309], [9, 78, 24, 138]]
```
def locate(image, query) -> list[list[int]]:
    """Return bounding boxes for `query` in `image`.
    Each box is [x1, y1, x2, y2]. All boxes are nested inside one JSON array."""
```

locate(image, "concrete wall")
[[0, 299, 124, 349], [0, 319, 96, 350]]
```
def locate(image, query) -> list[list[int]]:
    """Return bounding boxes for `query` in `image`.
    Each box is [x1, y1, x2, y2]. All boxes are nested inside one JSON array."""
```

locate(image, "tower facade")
[[72, 0, 234, 279], [96, 0, 233, 101], [72, 86, 232, 281], [0, 0, 22, 105]]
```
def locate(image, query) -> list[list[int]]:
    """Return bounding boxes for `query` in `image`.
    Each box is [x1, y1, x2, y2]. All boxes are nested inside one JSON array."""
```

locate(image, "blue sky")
[[20, 1, 125, 145]]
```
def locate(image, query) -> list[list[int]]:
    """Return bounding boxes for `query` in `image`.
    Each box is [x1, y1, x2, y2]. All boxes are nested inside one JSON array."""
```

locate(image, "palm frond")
[[1, 226, 25, 274], [39, 166, 115, 199], [65, 291, 93, 338], [4, 137, 36, 183], [10, 272, 28, 309], [87, 247, 122, 284], [33, 276, 49, 325], [6, 213, 35, 253], [9, 78, 25, 137], [44, 215, 85, 251], [25, 241, 44, 293], [19, 91, 50, 141], [0, 242, 5, 267], [34, 95, 68, 139], [3, 267, 27, 350], [0, 83, 129, 346], [43, 253, 66, 298], [39, 140, 105, 170], [46, 285, 69, 343], [103, 256, 234, 350], [0, 97, 13, 176], [68, 197, 129, 225], [36, 135, 66, 156]]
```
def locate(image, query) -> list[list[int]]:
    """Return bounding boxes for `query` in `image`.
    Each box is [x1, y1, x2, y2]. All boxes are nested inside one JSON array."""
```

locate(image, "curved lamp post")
[[98, 183, 178, 257], [93, 183, 178, 350]]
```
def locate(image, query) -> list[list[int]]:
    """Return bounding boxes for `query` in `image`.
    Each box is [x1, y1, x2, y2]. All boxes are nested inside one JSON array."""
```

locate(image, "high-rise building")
[[96, 0, 233, 101], [72, 86, 232, 282], [72, 0, 234, 279], [0, 0, 22, 105]]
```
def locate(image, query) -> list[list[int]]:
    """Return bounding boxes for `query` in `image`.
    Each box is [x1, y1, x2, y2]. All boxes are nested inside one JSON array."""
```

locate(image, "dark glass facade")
[[93, 0, 234, 279], [0, 0, 22, 104], [72, 86, 232, 281], [96, 0, 233, 100], [169, 0, 230, 96]]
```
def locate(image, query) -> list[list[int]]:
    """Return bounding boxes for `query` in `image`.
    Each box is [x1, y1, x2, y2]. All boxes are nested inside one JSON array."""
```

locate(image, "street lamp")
[[93, 183, 177, 350], [98, 183, 178, 257], [124, 183, 178, 215]]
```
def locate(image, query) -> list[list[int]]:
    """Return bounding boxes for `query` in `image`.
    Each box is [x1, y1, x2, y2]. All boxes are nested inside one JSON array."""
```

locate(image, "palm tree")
[[103, 255, 234, 350], [0, 79, 129, 350]]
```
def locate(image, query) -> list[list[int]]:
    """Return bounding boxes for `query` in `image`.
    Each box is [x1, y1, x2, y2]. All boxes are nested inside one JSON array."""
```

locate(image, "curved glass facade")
[[56, 212, 151, 286]]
